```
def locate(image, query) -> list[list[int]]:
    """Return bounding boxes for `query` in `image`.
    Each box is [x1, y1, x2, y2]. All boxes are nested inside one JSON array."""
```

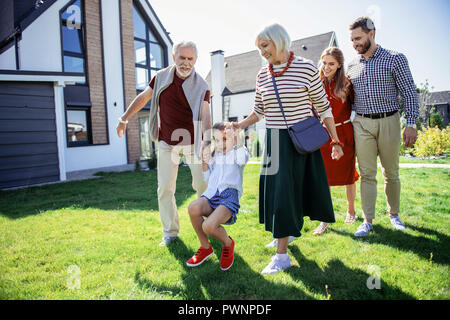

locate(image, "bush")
[[134, 160, 141, 171], [412, 126, 450, 157], [147, 156, 157, 169], [416, 118, 423, 132], [429, 112, 444, 130], [252, 137, 261, 157]]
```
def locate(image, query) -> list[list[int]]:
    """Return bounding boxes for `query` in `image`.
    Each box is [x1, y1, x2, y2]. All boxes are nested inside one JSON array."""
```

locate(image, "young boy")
[[186, 122, 249, 271]]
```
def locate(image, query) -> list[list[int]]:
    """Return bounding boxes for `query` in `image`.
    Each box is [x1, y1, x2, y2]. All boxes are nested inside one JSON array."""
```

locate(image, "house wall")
[[84, 0, 108, 145], [18, 0, 66, 72], [0, 0, 173, 173], [65, 0, 128, 172], [0, 46, 16, 70], [227, 91, 266, 150], [119, 0, 141, 164], [120, 0, 173, 164]]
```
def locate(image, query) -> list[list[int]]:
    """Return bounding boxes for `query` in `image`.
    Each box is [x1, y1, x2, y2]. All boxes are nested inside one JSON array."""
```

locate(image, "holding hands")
[[331, 144, 344, 160]]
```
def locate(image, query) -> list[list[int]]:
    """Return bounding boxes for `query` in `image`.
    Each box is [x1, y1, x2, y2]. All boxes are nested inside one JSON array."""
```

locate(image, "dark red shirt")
[[149, 72, 210, 146]]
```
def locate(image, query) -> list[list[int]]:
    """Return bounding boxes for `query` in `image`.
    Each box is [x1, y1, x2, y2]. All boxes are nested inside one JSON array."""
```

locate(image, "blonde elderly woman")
[[234, 23, 344, 274]]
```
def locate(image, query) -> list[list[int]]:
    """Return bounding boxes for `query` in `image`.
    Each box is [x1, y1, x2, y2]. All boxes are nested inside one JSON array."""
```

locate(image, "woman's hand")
[[331, 145, 344, 160], [231, 122, 241, 131]]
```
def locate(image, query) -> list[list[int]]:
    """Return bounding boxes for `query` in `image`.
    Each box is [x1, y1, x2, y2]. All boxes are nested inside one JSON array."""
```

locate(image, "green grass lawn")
[[0, 164, 449, 300], [250, 155, 450, 164]]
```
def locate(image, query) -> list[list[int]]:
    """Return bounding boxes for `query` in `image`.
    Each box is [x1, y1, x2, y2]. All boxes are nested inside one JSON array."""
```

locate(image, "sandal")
[[312, 222, 328, 236], [344, 213, 358, 224]]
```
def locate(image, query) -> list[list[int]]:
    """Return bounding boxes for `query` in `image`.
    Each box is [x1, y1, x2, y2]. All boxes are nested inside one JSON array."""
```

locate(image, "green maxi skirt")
[[259, 128, 335, 238]]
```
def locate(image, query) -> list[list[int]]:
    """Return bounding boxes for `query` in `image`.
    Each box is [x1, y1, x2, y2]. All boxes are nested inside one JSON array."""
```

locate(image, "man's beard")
[[176, 65, 193, 77], [356, 39, 372, 55]]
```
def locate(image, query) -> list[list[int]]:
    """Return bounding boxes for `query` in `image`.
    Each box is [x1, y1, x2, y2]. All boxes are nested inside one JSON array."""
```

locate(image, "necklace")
[[269, 51, 294, 77]]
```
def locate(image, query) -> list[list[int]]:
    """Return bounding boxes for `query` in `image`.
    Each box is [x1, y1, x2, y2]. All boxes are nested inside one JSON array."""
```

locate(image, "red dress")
[[320, 80, 359, 186]]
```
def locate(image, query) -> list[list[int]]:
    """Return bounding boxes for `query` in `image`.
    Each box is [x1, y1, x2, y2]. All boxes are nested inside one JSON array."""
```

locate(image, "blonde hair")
[[318, 47, 351, 102], [255, 23, 291, 55]]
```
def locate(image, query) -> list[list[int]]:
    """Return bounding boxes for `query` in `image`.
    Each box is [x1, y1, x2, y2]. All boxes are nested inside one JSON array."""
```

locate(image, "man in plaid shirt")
[[347, 17, 419, 237]]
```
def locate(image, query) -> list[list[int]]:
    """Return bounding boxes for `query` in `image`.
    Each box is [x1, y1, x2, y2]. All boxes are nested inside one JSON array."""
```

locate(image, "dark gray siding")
[[0, 81, 59, 188]]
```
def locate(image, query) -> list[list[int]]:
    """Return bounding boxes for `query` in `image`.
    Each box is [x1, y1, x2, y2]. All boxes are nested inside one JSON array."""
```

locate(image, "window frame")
[[133, 1, 167, 93], [59, 0, 87, 79], [65, 106, 92, 147]]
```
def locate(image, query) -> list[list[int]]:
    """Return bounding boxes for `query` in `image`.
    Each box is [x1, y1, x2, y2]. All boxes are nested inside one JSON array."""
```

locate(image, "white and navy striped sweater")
[[254, 56, 333, 128]]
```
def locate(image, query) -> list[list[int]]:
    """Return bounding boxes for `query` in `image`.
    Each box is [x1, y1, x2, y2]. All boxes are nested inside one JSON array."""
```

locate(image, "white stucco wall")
[[0, 0, 70, 71], [0, 46, 16, 70], [19, 0, 70, 72]]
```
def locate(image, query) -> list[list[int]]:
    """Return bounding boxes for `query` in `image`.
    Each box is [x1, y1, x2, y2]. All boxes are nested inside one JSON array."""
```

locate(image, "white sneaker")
[[159, 236, 178, 246], [261, 255, 291, 274], [354, 222, 373, 237], [390, 216, 406, 231], [265, 236, 295, 248]]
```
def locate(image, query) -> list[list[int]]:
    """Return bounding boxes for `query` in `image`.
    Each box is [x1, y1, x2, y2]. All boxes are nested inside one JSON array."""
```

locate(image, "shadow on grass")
[[135, 238, 313, 300], [134, 238, 415, 300], [0, 167, 196, 219], [330, 224, 450, 266], [287, 246, 414, 300]]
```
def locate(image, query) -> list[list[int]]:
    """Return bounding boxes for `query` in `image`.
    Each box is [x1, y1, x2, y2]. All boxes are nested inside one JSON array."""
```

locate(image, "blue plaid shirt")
[[347, 46, 419, 126]]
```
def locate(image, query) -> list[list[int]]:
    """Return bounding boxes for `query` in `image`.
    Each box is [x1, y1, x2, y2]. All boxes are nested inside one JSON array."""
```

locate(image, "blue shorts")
[[201, 188, 240, 225]]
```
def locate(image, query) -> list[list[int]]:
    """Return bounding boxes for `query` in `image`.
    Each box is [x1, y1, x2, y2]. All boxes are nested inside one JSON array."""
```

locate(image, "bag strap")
[[270, 75, 320, 129], [270, 75, 290, 130]]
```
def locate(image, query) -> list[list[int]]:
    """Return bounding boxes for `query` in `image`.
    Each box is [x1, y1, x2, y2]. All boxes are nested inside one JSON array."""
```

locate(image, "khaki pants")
[[353, 112, 401, 220], [157, 141, 207, 237]]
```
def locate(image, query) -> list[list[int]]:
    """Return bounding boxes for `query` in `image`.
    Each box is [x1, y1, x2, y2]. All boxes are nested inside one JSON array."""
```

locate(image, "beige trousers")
[[157, 141, 207, 237], [353, 112, 401, 220]]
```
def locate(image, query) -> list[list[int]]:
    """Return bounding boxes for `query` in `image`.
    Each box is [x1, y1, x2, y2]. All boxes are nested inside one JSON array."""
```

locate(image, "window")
[[139, 116, 157, 159], [60, 0, 86, 76], [139, 117, 150, 159], [133, 4, 166, 91], [66, 108, 91, 146], [61, 0, 91, 147], [133, 3, 167, 159]]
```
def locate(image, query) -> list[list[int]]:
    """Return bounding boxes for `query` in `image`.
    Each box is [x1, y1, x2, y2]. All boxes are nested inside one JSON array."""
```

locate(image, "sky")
[[148, 0, 450, 92]]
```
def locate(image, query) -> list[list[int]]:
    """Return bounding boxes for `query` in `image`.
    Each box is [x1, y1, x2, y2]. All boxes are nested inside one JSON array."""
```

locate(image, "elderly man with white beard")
[[117, 41, 211, 246]]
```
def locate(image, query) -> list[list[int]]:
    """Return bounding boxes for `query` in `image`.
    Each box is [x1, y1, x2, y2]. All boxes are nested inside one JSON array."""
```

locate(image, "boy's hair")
[[210, 122, 226, 159], [212, 122, 226, 133], [349, 16, 376, 35]]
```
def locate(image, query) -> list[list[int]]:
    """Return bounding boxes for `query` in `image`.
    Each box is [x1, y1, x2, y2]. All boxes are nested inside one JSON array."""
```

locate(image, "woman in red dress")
[[312, 47, 360, 235]]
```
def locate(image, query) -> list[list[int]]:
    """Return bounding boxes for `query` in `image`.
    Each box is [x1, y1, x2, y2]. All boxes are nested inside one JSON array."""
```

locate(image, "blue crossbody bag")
[[271, 75, 329, 155]]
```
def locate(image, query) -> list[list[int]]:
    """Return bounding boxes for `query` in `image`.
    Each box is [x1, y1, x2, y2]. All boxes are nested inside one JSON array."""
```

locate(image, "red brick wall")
[[120, 0, 141, 163], [84, 0, 108, 145]]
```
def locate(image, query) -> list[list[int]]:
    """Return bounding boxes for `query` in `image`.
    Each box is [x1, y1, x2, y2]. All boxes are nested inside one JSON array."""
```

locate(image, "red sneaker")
[[220, 237, 235, 271], [186, 246, 214, 267]]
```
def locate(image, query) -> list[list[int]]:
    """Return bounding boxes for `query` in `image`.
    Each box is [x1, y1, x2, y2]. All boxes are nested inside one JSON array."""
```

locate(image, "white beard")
[[176, 65, 193, 78]]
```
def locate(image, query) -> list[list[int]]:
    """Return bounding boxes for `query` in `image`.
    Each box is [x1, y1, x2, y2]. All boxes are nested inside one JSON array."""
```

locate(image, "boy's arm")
[[202, 161, 212, 182], [235, 146, 249, 166], [202, 144, 212, 182]]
